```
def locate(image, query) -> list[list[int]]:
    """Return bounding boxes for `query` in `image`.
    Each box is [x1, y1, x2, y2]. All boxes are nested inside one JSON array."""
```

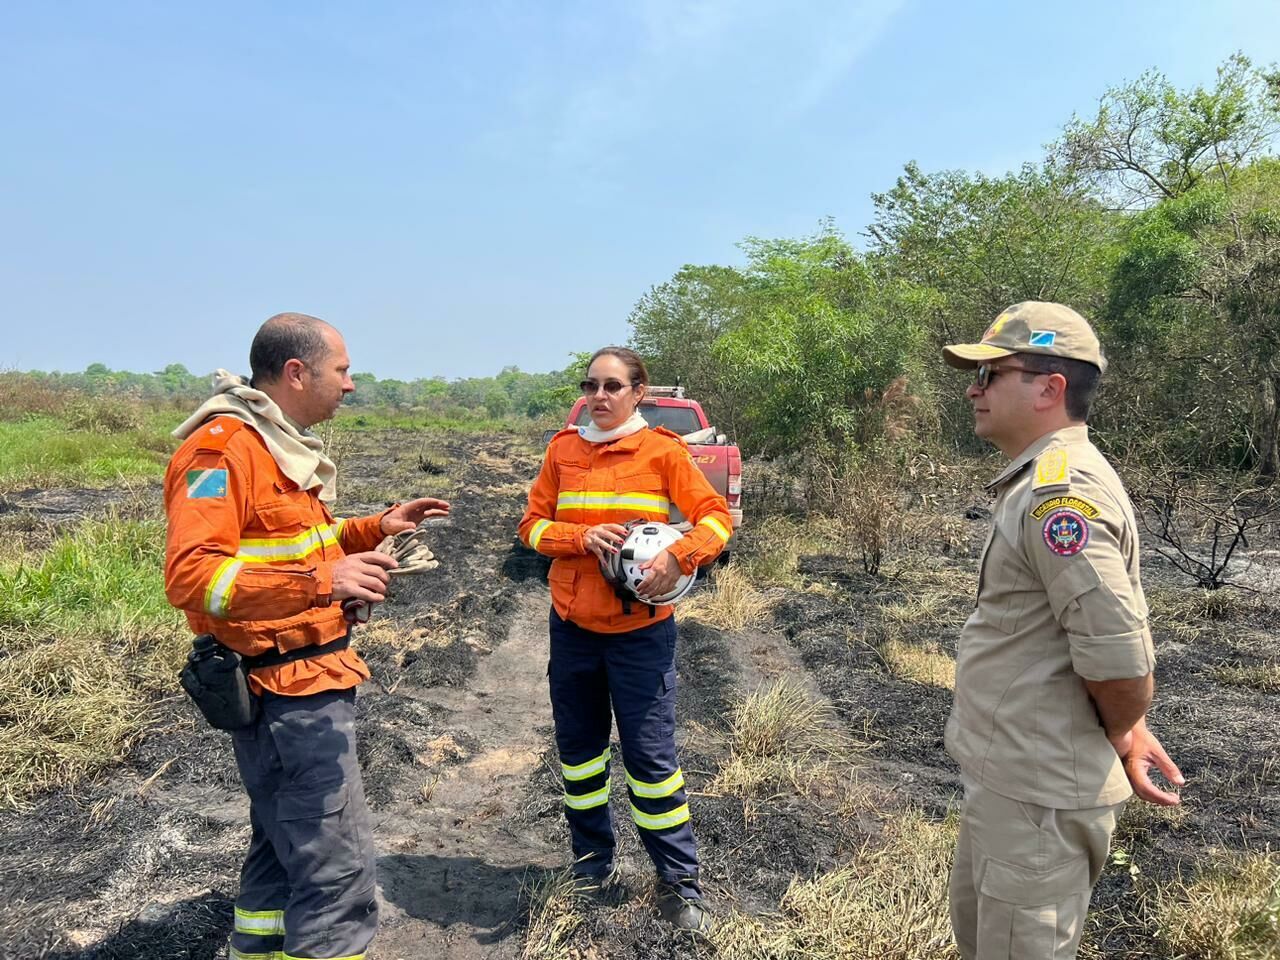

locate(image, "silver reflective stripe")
[[698, 516, 731, 542], [625, 767, 684, 799], [556, 491, 671, 515], [561, 747, 610, 781], [631, 802, 690, 830], [565, 784, 610, 810], [233, 906, 285, 936], [236, 524, 338, 563], [205, 558, 244, 617], [529, 519, 552, 549]]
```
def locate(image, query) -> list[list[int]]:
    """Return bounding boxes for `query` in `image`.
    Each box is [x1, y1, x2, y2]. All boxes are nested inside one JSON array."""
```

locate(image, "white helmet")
[[601, 521, 697, 606]]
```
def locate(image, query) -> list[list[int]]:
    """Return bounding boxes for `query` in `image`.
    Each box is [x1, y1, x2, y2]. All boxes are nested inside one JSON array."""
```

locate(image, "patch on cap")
[[983, 312, 1013, 341], [1028, 330, 1057, 347]]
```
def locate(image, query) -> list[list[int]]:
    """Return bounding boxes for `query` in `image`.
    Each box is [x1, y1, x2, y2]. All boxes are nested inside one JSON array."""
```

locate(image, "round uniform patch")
[[1042, 509, 1089, 556]]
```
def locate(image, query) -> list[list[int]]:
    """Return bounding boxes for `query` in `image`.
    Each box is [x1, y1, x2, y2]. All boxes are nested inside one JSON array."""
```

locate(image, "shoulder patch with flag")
[[186, 468, 228, 499]]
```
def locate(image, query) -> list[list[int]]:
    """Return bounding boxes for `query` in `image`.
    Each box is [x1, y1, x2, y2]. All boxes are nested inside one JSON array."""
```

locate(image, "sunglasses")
[[579, 379, 636, 396], [974, 363, 1043, 389]]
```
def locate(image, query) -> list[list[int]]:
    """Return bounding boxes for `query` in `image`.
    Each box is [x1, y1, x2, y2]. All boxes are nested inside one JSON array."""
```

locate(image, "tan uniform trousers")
[[949, 780, 1124, 960]]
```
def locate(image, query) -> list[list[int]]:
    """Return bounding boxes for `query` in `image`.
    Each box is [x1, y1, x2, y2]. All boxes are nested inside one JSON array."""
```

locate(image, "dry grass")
[[0, 515, 186, 805], [0, 371, 70, 421], [707, 678, 859, 800], [739, 515, 836, 588], [877, 635, 956, 690], [880, 590, 954, 625], [1148, 586, 1268, 625], [1213, 662, 1280, 694], [1154, 850, 1280, 960], [711, 808, 960, 960], [520, 868, 587, 960], [681, 562, 777, 632]]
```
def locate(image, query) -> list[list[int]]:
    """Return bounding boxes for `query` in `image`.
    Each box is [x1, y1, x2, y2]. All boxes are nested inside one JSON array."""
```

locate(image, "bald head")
[[250, 313, 337, 387]]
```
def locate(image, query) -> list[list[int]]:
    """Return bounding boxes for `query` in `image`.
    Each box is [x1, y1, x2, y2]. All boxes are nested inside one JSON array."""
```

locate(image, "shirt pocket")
[[613, 466, 669, 519], [613, 466, 664, 492], [255, 497, 307, 532]]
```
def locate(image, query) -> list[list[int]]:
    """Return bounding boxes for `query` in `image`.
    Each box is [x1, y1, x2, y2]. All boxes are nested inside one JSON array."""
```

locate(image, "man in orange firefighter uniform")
[[164, 313, 449, 960]]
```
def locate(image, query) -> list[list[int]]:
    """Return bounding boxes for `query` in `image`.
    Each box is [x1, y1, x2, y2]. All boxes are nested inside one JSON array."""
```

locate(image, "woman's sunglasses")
[[579, 379, 637, 396]]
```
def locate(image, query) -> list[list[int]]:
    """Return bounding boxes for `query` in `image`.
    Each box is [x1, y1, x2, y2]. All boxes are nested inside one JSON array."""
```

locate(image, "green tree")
[[1061, 53, 1279, 207]]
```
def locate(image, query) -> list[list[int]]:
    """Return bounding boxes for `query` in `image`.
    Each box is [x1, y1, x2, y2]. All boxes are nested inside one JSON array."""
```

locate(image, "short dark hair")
[[589, 346, 650, 387], [249, 313, 332, 386], [1018, 353, 1102, 421]]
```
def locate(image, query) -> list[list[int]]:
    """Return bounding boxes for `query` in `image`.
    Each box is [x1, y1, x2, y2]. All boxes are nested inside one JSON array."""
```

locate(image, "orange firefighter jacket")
[[163, 415, 390, 696], [519, 425, 733, 633]]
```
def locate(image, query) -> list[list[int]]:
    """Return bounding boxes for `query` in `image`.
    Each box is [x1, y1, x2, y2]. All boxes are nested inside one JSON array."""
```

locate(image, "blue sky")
[[2, 1, 1277, 380]]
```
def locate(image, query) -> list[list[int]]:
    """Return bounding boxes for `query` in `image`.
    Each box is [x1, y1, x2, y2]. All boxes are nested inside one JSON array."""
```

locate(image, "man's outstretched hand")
[[381, 497, 451, 535]]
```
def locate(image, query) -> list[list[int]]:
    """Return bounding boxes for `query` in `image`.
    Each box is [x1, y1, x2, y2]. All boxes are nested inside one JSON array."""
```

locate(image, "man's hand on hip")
[[332, 551, 398, 603], [381, 497, 451, 535]]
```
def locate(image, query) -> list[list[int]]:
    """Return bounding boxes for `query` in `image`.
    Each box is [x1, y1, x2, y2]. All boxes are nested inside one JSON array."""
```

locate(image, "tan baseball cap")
[[942, 301, 1107, 374]]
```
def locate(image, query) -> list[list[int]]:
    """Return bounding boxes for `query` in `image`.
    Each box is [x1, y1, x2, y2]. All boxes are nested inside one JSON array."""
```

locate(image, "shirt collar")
[[985, 424, 1090, 491]]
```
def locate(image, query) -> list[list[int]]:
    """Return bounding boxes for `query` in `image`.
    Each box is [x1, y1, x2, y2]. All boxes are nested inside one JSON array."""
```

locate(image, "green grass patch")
[[0, 517, 186, 805], [0, 416, 174, 492]]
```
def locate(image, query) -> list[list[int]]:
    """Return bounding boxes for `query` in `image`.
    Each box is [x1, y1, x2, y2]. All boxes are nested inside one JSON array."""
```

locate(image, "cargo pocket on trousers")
[[276, 780, 364, 889], [980, 853, 1091, 905], [660, 668, 677, 738]]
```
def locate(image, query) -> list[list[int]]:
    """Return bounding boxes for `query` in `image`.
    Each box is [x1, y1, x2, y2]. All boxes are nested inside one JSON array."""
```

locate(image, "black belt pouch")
[[178, 634, 259, 730]]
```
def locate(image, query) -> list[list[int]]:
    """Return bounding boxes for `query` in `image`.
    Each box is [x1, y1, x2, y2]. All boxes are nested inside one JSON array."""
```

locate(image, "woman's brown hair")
[[588, 346, 649, 387]]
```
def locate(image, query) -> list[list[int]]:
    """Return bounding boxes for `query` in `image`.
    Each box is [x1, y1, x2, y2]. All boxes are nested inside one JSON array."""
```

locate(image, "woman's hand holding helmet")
[[635, 549, 682, 600], [584, 522, 628, 562]]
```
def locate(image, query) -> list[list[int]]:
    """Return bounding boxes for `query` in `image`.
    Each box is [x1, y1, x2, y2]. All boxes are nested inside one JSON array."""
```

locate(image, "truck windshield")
[[573, 404, 702, 436]]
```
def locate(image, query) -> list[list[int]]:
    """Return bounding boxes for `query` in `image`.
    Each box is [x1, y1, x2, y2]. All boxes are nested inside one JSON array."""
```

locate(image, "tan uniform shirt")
[[945, 425, 1156, 809]]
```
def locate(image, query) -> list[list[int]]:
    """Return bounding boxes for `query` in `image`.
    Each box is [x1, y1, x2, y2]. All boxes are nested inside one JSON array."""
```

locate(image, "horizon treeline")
[[14, 54, 1280, 474]]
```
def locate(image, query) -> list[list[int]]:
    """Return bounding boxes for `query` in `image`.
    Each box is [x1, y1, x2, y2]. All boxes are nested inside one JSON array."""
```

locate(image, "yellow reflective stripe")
[[529, 519, 552, 549], [205, 557, 243, 617], [237, 524, 338, 562], [625, 767, 684, 799], [233, 906, 285, 936], [281, 953, 364, 960], [564, 784, 610, 810], [229, 950, 282, 960], [561, 747, 610, 781], [699, 516, 731, 543], [334, 518, 347, 539], [631, 802, 690, 831], [556, 491, 671, 515]]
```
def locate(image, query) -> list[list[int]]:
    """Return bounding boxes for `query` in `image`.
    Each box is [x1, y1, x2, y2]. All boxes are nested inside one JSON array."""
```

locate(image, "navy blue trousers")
[[548, 608, 700, 899], [230, 688, 378, 960]]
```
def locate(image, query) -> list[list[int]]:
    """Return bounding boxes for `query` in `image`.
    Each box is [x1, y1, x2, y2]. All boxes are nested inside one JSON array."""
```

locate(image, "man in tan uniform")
[[942, 301, 1185, 959]]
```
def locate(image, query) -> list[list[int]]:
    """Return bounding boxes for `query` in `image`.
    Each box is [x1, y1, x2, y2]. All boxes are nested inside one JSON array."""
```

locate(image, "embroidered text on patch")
[[1042, 509, 1089, 556], [1031, 495, 1100, 521], [187, 468, 228, 499]]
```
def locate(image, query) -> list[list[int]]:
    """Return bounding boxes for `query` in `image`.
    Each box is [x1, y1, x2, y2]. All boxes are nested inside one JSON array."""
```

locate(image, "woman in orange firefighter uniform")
[[518, 347, 732, 933]]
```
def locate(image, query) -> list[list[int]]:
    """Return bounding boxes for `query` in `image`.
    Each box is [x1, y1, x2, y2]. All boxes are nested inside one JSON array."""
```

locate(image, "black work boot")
[[657, 881, 711, 936]]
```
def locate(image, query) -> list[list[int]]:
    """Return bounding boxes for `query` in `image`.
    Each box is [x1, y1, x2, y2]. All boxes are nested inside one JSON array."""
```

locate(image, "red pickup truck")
[[546, 386, 744, 537]]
